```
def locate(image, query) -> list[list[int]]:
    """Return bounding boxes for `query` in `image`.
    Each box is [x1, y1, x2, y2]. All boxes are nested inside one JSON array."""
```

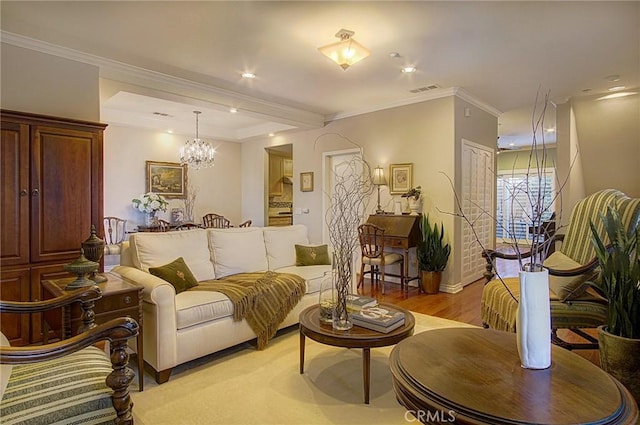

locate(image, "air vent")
[[409, 84, 440, 94]]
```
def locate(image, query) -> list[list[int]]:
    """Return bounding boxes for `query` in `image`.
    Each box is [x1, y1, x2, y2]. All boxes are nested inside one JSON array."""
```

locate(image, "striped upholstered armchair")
[[0, 287, 138, 424], [481, 189, 640, 349]]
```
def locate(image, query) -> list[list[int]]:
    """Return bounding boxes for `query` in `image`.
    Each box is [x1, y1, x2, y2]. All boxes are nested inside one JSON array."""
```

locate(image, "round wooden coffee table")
[[390, 327, 639, 424], [299, 303, 415, 404]]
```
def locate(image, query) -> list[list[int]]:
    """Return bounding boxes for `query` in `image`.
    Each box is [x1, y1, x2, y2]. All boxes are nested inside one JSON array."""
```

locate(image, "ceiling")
[[1, 1, 638, 148]]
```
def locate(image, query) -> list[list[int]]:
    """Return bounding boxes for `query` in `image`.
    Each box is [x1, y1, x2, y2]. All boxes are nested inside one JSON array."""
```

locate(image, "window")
[[496, 169, 555, 243]]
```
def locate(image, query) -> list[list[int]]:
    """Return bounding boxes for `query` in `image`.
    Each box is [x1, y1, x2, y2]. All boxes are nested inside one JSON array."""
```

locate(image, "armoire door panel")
[[0, 267, 31, 346], [30, 126, 95, 263], [1, 122, 30, 266]]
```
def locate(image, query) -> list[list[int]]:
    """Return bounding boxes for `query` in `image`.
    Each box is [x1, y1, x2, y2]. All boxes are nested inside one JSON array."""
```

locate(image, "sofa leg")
[[155, 368, 173, 384]]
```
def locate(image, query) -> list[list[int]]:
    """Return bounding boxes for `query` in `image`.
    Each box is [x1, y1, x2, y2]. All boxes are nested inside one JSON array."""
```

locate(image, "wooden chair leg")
[[358, 262, 365, 289], [380, 262, 386, 295]]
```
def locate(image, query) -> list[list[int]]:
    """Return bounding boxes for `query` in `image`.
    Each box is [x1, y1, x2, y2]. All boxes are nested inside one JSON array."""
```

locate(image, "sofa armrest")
[[111, 266, 179, 373]]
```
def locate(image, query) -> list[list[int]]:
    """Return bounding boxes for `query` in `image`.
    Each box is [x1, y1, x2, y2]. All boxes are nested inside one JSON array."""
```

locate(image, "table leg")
[[363, 348, 371, 404], [299, 330, 305, 374], [137, 327, 144, 391], [403, 248, 410, 291]]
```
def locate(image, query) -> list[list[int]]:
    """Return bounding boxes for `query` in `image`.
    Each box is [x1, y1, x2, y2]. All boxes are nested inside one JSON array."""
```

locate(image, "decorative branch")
[[314, 133, 374, 323], [184, 181, 198, 222]]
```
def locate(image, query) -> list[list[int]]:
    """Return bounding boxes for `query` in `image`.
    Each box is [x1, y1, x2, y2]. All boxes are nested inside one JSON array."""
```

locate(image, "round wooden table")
[[299, 303, 415, 404], [390, 327, 639, 424]]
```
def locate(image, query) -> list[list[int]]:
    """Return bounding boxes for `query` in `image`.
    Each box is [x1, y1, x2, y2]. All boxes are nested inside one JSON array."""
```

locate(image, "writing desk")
[[365, 214, 422, 290]]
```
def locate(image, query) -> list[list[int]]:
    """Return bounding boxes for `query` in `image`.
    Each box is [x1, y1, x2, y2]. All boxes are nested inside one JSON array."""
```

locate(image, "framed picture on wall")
[[146, 161, 187, 198], [389, 163, 413, 194], [300, 172, 314, 192]]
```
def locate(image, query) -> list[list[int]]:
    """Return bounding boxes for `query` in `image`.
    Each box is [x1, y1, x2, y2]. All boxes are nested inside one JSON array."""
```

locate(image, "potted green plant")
[[417, 214, 451, 294], [590, 206, 640, 403]]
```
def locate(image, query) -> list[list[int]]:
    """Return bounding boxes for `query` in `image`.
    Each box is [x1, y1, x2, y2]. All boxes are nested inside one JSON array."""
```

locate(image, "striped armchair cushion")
[[0, 346, 117, 425], [562, 189, 640, 265]]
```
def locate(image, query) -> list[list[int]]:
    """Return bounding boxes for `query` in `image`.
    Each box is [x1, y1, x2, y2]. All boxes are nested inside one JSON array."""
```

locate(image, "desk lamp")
[[372, 166, 387, 214]]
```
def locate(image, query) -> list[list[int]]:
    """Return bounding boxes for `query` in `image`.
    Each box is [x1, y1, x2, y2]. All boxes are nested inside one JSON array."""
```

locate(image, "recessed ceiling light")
[[167, 129, 173, 134], [229, 107, 238, 113], [242, 72, 256, 79], [605, 74, 621, 82], [608, 86, 626, 92], [402, 66, 416, 74], [597, 92, 638, 101], [268, 133, 275, 137], [389, 52, 401, 58]]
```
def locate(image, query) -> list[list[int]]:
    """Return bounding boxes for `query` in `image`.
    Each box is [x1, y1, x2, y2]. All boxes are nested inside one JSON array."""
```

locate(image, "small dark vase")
[[81, 225, 107, 283]]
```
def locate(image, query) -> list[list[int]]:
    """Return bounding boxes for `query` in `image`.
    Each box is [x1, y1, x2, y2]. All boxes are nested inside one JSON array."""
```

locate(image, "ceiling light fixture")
[[318, 29, 370, 70], [401, 66, 416, 74], [229, 107, 238, 113], [608, 86, 626, 92], [180, 111, 215, 170], [242, 72, 256, 79]]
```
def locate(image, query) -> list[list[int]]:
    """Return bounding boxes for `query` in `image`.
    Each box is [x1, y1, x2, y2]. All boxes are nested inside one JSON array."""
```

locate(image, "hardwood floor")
[[356, 268, 601, 367]]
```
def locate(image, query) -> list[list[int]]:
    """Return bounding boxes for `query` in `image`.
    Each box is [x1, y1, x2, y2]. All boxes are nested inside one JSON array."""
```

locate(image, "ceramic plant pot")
[[420, 270, 441, 294], [598, 326, 640, 404]]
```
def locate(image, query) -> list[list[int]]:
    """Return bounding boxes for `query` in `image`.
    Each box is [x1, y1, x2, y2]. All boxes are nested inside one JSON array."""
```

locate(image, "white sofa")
[[112, 224, 331, 384]]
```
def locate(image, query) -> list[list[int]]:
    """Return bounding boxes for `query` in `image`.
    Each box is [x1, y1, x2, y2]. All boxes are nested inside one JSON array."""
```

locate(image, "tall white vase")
[[517, 269, 551, 369]]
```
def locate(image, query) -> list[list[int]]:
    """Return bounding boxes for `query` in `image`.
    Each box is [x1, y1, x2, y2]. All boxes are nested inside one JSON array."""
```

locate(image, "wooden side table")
[[42, 271, 145, 391], [299, 303, 415, 404]]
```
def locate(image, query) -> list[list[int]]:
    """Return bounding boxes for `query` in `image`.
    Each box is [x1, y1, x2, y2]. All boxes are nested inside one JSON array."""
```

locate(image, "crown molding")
[[1, 31, 324, 129], [326, 87, 502, 122]]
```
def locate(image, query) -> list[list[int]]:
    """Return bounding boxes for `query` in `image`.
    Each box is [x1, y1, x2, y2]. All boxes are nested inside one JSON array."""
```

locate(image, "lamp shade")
[[318, 29, 370, 70], [372, 166, 387, 186]]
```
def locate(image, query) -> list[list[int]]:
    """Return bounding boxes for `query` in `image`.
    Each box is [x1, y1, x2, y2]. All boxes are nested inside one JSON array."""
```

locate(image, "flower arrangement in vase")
[[132, 192, 169, 226]]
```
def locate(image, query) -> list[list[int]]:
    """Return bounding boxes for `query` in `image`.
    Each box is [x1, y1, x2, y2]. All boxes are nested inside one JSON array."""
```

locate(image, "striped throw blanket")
[[190, 271, 306, 349]]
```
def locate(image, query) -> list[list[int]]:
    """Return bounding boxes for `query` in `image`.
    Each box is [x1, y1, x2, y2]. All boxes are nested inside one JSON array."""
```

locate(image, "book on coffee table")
[[351, 305, 405, 333], [346, 294, 378, 312]]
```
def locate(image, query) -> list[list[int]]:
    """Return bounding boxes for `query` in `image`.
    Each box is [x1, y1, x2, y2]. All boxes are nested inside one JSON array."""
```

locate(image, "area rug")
[[131, 313, 476, 425]]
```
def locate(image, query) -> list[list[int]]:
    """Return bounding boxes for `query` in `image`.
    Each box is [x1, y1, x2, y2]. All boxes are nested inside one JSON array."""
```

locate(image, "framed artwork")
[[389, 163, 413, 194], [171, 208, 185, 225], [300, 172, 314, 192], [146, 161, 187, 198]]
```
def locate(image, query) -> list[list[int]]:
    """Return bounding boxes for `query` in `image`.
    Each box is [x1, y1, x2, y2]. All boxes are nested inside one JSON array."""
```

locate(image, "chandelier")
[[180, 111, 215, 170], [318, 29, 371, 70]]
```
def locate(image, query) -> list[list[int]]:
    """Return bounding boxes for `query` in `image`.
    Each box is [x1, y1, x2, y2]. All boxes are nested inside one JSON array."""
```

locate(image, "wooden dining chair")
[[357, 223, 404, 295], [202, 213, 230, 228], [174, 222, 201, 231]]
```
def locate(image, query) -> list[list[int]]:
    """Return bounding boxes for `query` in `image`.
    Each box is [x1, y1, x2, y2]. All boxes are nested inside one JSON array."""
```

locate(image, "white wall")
[[104, 125, 242, 229], [242, 95, 498, 289], [1, 43, 100, 121]]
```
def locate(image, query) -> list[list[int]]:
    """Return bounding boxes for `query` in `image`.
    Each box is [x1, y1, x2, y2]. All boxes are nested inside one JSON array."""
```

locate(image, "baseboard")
[[440, 281, 463, 294]]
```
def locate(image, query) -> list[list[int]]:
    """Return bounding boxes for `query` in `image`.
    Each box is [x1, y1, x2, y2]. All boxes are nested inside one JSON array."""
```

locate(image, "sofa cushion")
[[208, 228, 268, 278], [544, 251, 594, 301], [263, 225, 309, 270], [175, 290, 234, 330], [295, 244, 331, 266], [149, 257, 199, 294], [276, 265, 331, 294], [129, 229, 216, 281]]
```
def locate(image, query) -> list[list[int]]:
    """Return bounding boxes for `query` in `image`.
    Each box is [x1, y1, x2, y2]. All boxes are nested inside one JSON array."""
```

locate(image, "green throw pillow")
[[149, 257, 199, 294], [295, 244, 331, 266]]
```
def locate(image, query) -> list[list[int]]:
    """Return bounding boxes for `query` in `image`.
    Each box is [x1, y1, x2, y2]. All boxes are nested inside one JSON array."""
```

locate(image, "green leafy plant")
[[417, 214, 451, 272], [590, 206, 640, 339]]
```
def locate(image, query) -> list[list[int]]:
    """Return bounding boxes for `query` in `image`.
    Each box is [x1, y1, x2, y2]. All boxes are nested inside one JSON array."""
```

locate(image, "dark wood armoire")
[[1, 110, 106, 345]]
